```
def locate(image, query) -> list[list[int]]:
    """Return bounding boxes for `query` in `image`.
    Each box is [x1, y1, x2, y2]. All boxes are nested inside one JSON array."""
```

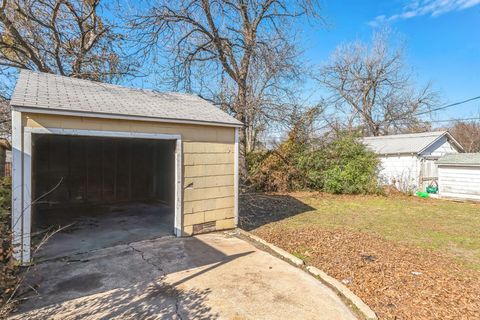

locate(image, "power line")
[[429, 117, 480, 123], [415, 95, 480, 116]]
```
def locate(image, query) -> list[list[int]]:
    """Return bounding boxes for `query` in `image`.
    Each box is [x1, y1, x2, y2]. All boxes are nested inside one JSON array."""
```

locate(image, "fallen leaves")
[[253, 225, 480, 320]]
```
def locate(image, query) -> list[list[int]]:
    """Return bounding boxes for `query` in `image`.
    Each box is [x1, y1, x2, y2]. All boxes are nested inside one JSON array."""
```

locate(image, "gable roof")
[[438, 153, 480, 166], [361, 131, 463, 155], [10, 70, 242, 127]]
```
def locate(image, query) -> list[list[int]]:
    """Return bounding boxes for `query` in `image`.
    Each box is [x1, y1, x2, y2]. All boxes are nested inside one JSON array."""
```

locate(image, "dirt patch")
[[253, 225, 480, 320]]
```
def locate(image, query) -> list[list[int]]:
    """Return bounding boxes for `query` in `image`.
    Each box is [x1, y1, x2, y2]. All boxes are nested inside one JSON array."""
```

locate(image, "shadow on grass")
[[239, 193, 314, 231]]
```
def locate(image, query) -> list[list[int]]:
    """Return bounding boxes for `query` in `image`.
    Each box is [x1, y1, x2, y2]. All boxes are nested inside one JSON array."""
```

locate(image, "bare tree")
[[318, 30, 437, 136], [450, 120, 480, 152], [127, 0, 320, 179], [0, 0, 136, 84], [215, 39, 307, 153], [0, 97, 10, 139]]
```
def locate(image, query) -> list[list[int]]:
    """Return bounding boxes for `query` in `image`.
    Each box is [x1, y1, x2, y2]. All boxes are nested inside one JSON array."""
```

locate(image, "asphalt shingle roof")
[[11, 70, 242, 127], [438, 153, 480, 166], [361, 131, 450, 155]]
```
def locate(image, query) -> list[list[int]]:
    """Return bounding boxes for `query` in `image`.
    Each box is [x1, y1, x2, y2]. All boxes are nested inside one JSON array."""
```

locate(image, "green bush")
[[324, 160, 379, 194], [247, 132, 380, 194], [322, 135, 379, 194], [0, 176, 14, 316], [297, 149, 327, 190], [0, 176, 11, 217]]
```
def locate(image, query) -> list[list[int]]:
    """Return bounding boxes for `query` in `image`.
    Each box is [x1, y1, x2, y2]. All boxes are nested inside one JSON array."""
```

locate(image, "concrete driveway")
[[13, 233, 356, 319]]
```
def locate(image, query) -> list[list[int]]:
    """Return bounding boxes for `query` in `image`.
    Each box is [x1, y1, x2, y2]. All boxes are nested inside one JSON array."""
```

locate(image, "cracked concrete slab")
[[12, 233, 357, 319], [34, 202, 174, 261]]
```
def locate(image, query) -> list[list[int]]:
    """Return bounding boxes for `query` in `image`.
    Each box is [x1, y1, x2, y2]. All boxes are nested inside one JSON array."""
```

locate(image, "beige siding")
[[184, 164, 234, 177], [22, 113, 236, 235], [183, 196, 234, 214], [185, 175, 234, 189]]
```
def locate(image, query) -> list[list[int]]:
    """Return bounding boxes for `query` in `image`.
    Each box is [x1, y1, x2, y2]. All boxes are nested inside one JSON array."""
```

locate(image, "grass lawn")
[[285, 193, 480, 269], [240, 192, 480, 320]]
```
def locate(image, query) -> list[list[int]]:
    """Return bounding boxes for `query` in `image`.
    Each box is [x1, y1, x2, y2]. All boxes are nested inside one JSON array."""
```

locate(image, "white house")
[[361, 131, 464, 192]]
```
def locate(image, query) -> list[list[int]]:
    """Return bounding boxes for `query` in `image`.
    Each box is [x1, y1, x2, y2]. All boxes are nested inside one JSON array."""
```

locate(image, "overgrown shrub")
[[322, 135, 379, 194], [248, 132, 380, 194], [0, 177, 16, 316], [248, 128, 310, 192]]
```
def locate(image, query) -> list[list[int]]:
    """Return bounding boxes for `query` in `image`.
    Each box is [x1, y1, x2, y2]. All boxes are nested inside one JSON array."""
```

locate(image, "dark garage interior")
[[31, 134, 176, 258]]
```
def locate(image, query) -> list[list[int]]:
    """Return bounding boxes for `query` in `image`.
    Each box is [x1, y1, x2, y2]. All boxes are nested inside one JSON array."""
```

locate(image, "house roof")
[[361, 131, 463, 155], [11, 70, 242, 127], [438, 153, 480, 166]]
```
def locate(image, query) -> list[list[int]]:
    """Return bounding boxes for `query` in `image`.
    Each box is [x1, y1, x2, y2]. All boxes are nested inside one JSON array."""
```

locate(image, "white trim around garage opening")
[[234, 127, 239, 227], [15, 126, 183, 265], [174, 138, 183, 237], [11, 110, 23, 262]]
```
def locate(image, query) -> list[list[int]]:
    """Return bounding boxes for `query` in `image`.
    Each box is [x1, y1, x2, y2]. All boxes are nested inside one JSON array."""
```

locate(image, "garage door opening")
[[31, 134, 177, 258]]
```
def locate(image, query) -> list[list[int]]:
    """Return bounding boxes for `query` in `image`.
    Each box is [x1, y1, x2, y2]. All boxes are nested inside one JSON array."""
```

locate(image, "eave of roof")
[[437, 153, 480, 166], [361, 131, 464, 155], [12, 105, 243, 128], [418, 131, 464, 154], [438, 163, 480, 167]]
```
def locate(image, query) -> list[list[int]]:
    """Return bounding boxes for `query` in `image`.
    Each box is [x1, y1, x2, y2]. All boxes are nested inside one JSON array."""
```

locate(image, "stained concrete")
[[34, 202, 174, 261], [12, 232, 356, 320]]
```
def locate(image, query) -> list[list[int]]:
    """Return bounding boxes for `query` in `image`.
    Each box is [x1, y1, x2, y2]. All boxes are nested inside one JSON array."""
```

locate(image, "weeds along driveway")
[[11, 233, 356, 320]]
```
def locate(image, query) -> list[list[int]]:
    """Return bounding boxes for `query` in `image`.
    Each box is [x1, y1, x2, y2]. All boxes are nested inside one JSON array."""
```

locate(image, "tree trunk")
[[238, 122, 248, 183], [235, 84, 248, 185]]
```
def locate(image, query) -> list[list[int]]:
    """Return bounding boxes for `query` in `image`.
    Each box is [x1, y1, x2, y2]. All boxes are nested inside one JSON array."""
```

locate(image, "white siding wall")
[[419, 137, 461, 190], [421, 136, 460, 157], [438, 165, 480, 201], [378, 155, 421, 192], [374, 135, 461, 193]]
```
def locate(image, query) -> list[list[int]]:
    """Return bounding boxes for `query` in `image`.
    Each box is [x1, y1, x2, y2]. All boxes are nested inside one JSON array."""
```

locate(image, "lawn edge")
[[234, 228, 378, 320], [235, 229, 304, 266]]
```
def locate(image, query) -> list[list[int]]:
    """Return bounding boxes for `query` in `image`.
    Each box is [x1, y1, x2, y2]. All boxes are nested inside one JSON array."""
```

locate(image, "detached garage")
[[11, 70, 241, 264], [438, 153, 480, 201]]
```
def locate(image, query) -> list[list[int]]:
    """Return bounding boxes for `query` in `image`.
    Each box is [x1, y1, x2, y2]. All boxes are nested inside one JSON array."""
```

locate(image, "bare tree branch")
[[318, 29, 437, 136], [450, 120, 480, 152], [0, 0, 139, 84], [126, 0, 321, 179]]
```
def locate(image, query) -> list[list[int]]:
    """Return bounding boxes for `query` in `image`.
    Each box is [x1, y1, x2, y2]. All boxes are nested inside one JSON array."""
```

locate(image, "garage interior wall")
[[31, 134, 175, 229], [22, 113, 237, 236]]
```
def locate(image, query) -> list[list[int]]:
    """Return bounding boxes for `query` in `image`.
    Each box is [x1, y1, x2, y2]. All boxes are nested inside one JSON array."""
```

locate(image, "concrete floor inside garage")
[[34, 201, 174, 261], [31, 134, 177, 261]]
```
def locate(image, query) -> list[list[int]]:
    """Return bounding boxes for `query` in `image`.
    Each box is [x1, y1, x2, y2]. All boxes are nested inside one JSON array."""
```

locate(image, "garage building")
[[438, 153, 480, 201], [11, 70, 241, 264]]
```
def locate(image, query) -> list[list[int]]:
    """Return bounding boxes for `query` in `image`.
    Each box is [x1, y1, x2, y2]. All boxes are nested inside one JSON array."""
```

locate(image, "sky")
[[298, 0, 480, 125], [112, 0, 479, 127]]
